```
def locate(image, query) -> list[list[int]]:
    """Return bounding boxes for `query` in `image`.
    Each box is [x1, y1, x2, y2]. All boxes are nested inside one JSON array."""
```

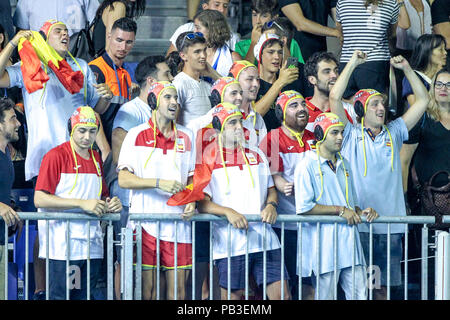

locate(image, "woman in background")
[[193, 9, 242, 77]]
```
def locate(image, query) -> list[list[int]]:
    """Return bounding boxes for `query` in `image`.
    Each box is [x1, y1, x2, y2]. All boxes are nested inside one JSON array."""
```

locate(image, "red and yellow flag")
[[17, 31, 84, 94]]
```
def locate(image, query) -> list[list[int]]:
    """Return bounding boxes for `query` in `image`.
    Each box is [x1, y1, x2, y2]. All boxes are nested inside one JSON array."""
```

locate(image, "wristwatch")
[[266, 201, 278, 209]]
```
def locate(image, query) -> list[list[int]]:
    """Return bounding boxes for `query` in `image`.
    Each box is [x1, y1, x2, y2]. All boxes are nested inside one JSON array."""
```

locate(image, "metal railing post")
[[123, 227, 133, 300], [421, 225, 429, 300], [281, 222, 285, 301], [25, 220, 29, 300], [135, 223, 142, 300], [107, 222, 114, 300]]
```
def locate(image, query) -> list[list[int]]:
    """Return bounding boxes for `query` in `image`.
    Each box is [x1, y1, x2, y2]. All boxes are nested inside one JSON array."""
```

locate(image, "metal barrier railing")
[[2, 212, 119, 300], [126, 214, 437, 301], [1, 212, 442, 300]]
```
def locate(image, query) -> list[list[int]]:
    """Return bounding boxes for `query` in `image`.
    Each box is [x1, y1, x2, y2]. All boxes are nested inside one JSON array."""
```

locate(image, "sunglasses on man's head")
[[265, 20, 284, 32], [179, 32, 204, 50]]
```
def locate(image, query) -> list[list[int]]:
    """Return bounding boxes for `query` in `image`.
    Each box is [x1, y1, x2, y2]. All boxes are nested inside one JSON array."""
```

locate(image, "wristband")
[[9, 41, 17, 48], [155, 178, 160, 189], [339, 206, 345, 217]]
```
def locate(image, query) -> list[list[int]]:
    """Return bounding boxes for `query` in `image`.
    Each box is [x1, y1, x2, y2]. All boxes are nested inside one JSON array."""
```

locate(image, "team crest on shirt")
[[246, 153, 258, 165], [386, 141, 392, 147], [176, 138, 185, 152]]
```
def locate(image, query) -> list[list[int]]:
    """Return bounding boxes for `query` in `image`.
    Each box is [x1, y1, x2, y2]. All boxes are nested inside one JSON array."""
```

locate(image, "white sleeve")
[[170, 23, 193, 47], [294, 159, 316, 214], [84, 0, 100, 23], [13, 0, 30, 30], [117, 129, 138, 173], [6, 63, 24, 89]]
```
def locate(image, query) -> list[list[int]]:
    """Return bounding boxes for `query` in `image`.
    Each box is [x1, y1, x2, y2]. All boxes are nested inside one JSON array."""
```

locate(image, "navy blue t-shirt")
[[0, 148, 14, 245]]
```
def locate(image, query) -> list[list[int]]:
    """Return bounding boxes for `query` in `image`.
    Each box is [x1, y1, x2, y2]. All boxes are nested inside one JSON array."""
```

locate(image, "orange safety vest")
[[89, 53, 131, 143], [89, 53, 131, 105]]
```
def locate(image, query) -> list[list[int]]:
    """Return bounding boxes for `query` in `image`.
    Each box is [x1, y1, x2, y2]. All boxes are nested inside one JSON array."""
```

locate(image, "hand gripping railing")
[[1, 213, 440, 300], [125, 214, 436, 301], [2, 212, 119, 300]]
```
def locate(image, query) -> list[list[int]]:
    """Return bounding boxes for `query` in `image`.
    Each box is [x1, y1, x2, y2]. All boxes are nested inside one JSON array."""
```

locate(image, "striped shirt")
[[336, 0, 399, 62]]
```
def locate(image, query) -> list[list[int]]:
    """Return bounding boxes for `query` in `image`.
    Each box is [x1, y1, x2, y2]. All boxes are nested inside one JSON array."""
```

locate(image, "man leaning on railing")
[[294, 112, 379, 300], [0, 97, 22, 300], [33, 106, 122, 300]]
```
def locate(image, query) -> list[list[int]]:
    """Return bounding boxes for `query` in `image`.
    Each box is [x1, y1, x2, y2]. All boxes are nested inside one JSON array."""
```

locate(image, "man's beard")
[[316, 82, 331, 97], [5, 131, 19, 143]]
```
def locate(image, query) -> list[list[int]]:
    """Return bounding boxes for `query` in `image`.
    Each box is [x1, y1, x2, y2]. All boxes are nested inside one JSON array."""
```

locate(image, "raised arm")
[[0, 30, 33, 87], [329, 50, 367, 126], [394, 56, 430, 130], [254, 62, 298, 116], [281, 3, 340, 38]]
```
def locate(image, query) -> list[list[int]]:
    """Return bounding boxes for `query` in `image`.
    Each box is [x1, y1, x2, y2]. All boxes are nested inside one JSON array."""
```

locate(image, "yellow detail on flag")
[[18, 31, 63, 69]]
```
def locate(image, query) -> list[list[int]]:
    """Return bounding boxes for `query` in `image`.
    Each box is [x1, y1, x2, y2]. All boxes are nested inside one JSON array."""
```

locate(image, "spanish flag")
[[17, 31, 84, 94], [167, 131, 218, 206]]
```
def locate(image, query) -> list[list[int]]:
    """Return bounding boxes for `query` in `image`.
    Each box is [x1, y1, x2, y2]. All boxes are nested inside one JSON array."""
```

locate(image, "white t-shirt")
[[170, 22, 240, 51], [35, 142, 108, 260], [242, 105, 267, 148], [294, 150, 365, 276], [7, 58, 100, 181], [118, 120, 196, 243], [113, 96, 152, 132], [203, 146, 280, 259], [13, 0, 99, 46], [173, 72, 212, 126]]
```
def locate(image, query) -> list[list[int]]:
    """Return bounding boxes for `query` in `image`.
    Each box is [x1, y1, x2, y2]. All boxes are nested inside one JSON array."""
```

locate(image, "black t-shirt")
[[431, 0, 450, 67], [0, 148, 14, 245], [405, 113, 450, 187], [431, 0, 449, 26], [278, 0, 337, 61], [256, 63, 313, 131]]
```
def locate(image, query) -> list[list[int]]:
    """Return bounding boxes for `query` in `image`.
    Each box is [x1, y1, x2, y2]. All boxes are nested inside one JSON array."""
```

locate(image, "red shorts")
[[134, 228, 192, 270]]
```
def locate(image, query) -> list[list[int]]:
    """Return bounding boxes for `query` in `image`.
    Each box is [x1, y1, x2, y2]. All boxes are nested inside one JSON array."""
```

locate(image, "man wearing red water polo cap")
[[0, 19, 112, 300], [0, 19, 112, 183], [330, 52, 430, 300], [229, 60, 268, 144], [259, 90, 315, 299], [34, 106, 121, 300], [187, 76, 243, 147], [294, 112, 378, 300], [194, 101, 290, 300], [117, 81, 196, 300]]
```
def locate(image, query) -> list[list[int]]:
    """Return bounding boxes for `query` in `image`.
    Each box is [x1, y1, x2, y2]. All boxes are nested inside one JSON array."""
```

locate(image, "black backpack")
[[71, 15, 103, 61]]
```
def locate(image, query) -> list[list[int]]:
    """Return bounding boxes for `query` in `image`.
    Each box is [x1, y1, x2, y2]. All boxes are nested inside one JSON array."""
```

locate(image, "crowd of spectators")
[[0, 0, 449, 301]]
